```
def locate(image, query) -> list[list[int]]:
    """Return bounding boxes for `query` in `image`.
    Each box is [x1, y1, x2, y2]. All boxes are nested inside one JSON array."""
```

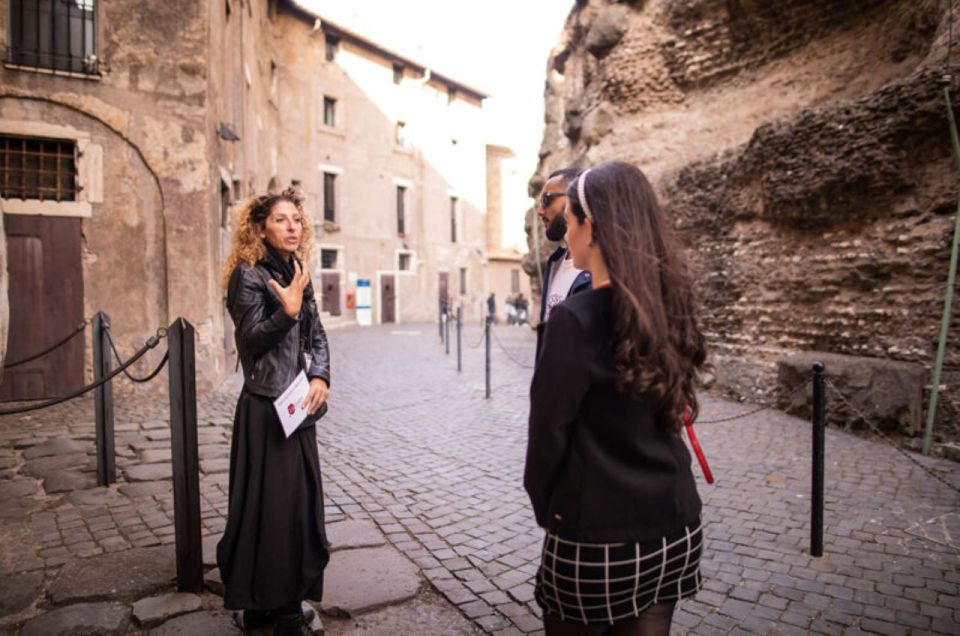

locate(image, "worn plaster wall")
[[0, 0, 226, 386], [533, 0, 960, 446]]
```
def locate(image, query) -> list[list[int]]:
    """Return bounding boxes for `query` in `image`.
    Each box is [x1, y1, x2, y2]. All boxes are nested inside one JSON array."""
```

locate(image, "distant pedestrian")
[[525, 162, 707, 635], [515, 293, 529, 326], [218, 188, 330, 636], [505, 296, 518, 325], [487, 292, 497, 324]]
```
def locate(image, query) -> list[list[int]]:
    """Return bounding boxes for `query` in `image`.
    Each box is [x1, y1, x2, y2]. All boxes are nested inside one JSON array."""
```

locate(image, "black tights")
[[543, 602, 677, 636]]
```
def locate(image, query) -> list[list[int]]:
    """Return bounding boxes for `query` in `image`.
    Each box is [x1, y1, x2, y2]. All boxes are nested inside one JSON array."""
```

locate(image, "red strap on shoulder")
[[683, 411, 714, 484]]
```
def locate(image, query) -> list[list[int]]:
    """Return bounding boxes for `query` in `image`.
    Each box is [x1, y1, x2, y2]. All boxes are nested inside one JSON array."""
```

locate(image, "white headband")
[[577, 168, 593, 222]]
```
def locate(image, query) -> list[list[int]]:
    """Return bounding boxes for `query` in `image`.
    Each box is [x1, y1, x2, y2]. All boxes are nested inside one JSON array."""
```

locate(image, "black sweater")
[[524, 287, 702, 543]]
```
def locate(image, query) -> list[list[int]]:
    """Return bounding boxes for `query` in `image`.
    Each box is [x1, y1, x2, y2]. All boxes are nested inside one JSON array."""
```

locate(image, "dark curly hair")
[[220, 187, 314, 288], [566, 161, 708, 431]]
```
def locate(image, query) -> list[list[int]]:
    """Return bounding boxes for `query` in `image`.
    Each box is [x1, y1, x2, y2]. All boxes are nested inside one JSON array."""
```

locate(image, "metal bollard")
[[457, 307, 462, 372], [811, 361, 826, 557], [167, 318, 203, 592], [92, 312, 116, 486], [485, 316, 491, 399]]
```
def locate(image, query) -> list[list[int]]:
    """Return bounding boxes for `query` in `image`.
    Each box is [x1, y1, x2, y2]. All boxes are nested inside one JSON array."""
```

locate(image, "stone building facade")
[[0, 0, 506, 396], [530, 0, 960, 446], [485, 144, 532, 323]]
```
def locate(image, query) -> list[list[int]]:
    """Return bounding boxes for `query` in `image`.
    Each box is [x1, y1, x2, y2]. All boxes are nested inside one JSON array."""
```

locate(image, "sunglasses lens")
[[540, 192, 564, 208]]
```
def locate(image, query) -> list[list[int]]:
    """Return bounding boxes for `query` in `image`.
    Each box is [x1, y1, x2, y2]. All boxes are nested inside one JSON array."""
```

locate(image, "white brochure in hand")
[[273, 371, 310, 438]]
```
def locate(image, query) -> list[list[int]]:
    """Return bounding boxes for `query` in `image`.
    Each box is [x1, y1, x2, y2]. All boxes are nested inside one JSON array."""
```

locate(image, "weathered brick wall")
[[533, 0, 959, 448], [659, 0, 892, 89]]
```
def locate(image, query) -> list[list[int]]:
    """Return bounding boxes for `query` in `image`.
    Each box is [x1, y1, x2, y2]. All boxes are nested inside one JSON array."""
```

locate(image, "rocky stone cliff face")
[[530, 0, 960, 448]]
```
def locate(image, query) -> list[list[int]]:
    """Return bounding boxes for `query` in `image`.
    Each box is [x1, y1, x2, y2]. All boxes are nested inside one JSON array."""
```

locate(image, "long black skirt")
[[216, 389, 329, 610]]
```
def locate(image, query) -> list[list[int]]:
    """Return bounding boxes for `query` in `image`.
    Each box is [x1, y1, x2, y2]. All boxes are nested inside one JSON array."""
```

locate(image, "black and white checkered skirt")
[[535, 521, 703, 625]]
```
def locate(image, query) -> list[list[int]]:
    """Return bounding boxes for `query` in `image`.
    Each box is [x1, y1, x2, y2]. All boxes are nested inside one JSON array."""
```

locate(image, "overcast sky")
[[299, 0, 574, 250]]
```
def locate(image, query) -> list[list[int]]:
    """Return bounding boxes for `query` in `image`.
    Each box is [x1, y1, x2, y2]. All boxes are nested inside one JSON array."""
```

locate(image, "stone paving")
[[0, 323, 958, 634]]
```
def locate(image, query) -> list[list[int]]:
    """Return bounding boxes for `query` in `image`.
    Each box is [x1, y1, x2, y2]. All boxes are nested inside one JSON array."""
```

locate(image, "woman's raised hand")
[[267, 259, 310, 318]]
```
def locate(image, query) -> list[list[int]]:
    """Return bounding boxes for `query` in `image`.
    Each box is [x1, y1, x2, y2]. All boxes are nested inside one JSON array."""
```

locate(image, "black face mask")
[[545, 213, 567, 242]]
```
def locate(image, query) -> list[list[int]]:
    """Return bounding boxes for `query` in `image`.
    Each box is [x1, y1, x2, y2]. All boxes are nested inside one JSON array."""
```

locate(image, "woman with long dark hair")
[[525, 161, 707, 635], [218, 188, 330, 636]]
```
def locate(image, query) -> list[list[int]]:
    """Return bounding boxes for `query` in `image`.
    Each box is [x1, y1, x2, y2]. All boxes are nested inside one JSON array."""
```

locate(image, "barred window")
[[8, 0, 99, 75], [0, 135, 78, 202], [320, 249, 338, 270]]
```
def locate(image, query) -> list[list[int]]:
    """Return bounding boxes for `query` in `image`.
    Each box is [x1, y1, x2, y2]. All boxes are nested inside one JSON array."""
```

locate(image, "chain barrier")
[[104, 326, 170, 383], [825, 378, 960, 496], [0, 329, 166, 416], [3, 318, 90, 369], [696, 402, 773, 424], [489, 327, 535, 369], [467, 325, 487, 349], [676, 379, 812, 425]]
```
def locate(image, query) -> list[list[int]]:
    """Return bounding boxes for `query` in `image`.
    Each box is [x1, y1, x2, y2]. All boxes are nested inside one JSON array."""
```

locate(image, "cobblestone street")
[[1, 323, 959, 634]]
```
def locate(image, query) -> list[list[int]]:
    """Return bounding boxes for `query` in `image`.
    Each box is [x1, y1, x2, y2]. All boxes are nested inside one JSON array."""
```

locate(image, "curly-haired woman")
[[525, 161, 707, 635], [217, 188, 330, 636]]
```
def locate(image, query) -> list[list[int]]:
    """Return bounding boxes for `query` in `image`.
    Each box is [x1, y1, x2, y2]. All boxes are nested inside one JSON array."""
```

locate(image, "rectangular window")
[[320, 249, 338, 270], [8, 0, 99, 75], [450, 196, 458, 243], [0, 135, 77, 202], [511, 269, 520, 294], [325, 35, 339, 62], [395, 121, 406, 146], [459, 267, 467, 295], [398, 252, 412, 272], [393, 63, 404, 84], [396, 185, 406, 235], [323, 172, 337, 222], [323, 96, 336, 127]]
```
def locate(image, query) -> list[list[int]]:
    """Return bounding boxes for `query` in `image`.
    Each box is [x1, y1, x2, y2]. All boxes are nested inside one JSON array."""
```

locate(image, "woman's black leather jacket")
[[227, 262, 330, 398]]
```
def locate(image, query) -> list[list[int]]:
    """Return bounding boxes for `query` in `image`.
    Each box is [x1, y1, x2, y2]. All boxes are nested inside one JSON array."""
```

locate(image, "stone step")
[[19, 601, 130, 636], [47, 545, 176, 605], [321, 546, 421, 618], [326, 519, 386, 552]]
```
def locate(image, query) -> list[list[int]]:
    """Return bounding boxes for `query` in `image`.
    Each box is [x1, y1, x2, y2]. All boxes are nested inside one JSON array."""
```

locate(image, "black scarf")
[[261, 242, 315, 362]]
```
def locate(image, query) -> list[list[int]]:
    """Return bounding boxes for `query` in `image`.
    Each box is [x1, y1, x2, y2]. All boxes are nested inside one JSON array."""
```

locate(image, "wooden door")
[[1, 214, 84, 400], [381, 274, 396, 323], [321, 272, 341, 316]]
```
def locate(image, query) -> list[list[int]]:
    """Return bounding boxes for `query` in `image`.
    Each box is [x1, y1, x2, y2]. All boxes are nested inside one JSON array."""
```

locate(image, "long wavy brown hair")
[[220, 187, 315, 289], [566, 161, 707, 431]]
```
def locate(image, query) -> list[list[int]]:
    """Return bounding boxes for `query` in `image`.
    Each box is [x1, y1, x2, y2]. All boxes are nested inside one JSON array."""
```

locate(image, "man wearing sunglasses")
[[535, 167, 592, 362]]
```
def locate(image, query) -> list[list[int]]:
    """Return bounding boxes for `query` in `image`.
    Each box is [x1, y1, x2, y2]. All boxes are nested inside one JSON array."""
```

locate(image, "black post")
[[811, 361, 826, 557], [485, 316, 491, 399], [92, 312, 115, 486], [167, 318, 203, 592], [456, 307, 462, 372]]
